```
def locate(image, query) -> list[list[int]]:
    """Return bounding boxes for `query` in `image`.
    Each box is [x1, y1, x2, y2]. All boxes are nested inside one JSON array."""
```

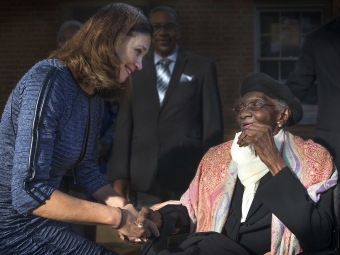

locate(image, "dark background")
[[0, 0, 339, 141]]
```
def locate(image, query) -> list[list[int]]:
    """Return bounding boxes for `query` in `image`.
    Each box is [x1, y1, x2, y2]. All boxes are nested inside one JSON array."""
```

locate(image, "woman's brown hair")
[[49, 3, 152, 101]]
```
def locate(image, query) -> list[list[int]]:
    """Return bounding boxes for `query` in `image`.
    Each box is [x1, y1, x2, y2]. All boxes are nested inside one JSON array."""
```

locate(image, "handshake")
[[115, 200, 182, 243]]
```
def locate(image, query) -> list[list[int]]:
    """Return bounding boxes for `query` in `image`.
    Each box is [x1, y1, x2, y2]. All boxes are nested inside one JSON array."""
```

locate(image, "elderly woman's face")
[[235, 91, 281, 135]]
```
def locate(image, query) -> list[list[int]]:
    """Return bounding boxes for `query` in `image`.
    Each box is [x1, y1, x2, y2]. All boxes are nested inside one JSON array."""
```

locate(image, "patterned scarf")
[[181, 131, 338, 254]]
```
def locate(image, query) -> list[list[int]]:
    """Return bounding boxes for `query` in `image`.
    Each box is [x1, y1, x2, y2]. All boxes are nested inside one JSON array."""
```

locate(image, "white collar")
[[230, 129, 285, 222], [154, 44, 179, 64]]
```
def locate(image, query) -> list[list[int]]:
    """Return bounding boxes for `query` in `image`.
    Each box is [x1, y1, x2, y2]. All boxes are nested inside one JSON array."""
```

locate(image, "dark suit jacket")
[[110, 48, 224, 192], [225, 168, 333, 254], [286, 17, 340, 169]]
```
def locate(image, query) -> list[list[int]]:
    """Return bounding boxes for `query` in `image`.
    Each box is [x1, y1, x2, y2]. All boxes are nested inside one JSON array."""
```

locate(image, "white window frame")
[[254, 6, 324, 82], [254, 2, 330, 125]]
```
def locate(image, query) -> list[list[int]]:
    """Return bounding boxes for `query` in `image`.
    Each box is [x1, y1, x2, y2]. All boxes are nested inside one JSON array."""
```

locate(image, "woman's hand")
[[116, 205, 160, 242], [237, 123, 286, 175]]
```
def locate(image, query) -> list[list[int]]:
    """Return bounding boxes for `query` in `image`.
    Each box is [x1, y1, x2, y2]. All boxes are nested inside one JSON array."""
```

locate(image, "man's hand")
[[113, 179, 131, 201]]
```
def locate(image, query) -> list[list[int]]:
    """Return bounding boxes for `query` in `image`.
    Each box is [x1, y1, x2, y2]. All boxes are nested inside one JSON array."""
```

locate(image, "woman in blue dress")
[[0, 3, 157, 255]]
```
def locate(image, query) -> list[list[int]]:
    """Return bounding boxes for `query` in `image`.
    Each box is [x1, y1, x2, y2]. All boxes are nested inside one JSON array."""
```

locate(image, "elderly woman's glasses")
[[152, 23, 179, 32], [233, 99, 275, 114]]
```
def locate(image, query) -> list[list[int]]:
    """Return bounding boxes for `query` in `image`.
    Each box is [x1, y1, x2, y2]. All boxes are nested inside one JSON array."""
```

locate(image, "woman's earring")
[[277, 122, 282, 128]]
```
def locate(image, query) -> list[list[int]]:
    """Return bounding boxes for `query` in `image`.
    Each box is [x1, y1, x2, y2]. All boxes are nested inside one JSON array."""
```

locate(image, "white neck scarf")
[[230, 129, 284, 222]]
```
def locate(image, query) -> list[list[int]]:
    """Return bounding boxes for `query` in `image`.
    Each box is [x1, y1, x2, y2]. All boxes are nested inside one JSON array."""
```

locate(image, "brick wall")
[[0, 0, 334, 141], [0, 0, 62, 109]]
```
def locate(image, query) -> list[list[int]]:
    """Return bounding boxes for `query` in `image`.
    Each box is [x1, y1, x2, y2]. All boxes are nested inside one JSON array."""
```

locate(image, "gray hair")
[[274, 99, 290, 127], [274, 98, 288, 111], [57, 20, 83, 42], [149, 6, 180, 26]]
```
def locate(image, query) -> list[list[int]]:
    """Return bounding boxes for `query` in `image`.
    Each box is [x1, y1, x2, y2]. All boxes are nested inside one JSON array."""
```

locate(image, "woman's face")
[[116, 33, 151, 83], [235, 91, 282, 135]]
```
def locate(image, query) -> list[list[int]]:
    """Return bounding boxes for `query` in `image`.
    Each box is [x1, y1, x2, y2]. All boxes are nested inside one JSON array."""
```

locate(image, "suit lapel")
[[143, 51, 161, 110], [232, 178, 244, 220], [159, 49, 188, 112]]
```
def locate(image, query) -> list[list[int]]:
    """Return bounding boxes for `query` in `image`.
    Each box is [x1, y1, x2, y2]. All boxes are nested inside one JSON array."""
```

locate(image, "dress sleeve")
[[99, 102, 118, 154], [74, 98, 109, 197], [74, 159, 109, 198], [11, 66, 64, 215]]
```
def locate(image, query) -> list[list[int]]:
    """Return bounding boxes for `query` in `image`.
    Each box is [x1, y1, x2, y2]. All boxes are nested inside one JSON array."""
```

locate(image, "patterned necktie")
[[156, 58, 172, 104]]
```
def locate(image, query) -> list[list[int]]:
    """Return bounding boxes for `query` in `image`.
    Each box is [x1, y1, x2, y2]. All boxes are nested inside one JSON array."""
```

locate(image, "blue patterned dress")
[[0, 59, 116, 254]]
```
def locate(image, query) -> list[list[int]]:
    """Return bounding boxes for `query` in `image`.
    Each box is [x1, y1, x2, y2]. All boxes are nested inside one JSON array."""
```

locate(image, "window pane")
[[301, 12, 322, 34], [281, 12, 300, 30], [261, 35, 280, 57], [280, 61, 296, 82], [257, 9, 323, 84], [281, 35, 300, 57], [260, 61, 279, 80], [260, 12, 279, 34]]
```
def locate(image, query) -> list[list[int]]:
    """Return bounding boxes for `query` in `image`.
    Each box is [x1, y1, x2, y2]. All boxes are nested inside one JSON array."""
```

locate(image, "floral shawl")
[[180, 131, 338, 255]]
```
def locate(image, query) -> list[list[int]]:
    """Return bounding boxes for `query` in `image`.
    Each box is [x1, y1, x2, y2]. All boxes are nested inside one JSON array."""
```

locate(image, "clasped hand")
[[117, 200, 181, 243], [116, 204, 160, 243]]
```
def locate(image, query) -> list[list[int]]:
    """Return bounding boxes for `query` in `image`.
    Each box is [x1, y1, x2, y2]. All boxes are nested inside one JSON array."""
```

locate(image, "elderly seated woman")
[[134, 73, 338, 255]]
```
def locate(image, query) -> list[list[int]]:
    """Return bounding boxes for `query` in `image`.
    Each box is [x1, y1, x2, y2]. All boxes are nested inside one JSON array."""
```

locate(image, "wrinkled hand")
[[138, 206, 163, 229], [113, 179, 131, 202], [117, 205, 160, 243], [237, 123, 286, 175]]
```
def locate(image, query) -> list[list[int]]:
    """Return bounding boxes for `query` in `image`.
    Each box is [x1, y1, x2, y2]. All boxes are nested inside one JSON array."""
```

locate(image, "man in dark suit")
[[286, 10, 340, 170], [110, 6, 224, 207]]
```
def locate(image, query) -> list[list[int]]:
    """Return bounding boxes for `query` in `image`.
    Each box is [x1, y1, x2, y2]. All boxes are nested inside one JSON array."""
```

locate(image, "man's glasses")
[[152, 23, 179, 32], [233, 99, 275, 114]]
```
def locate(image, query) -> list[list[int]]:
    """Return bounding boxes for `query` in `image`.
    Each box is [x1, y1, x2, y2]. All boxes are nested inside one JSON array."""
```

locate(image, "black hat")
[[240, 73, 303, 126]]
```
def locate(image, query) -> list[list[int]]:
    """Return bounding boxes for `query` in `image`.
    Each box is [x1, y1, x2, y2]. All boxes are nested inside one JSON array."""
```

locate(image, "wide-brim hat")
[[240, 73, 303, 126]]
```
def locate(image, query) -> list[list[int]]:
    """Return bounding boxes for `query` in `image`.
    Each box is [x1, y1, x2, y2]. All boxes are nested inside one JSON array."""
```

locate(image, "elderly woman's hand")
[[139, 206, 163, 229], [237, 123, 286, 175], [116, 201, 182, 242], [116, 204, 160, 242]]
